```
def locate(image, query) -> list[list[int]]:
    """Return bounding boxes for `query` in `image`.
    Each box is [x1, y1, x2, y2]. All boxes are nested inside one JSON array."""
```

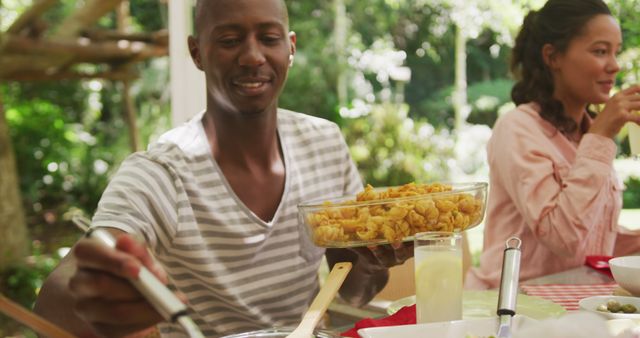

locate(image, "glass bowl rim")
[[297, 181, 488, 209], [219, 326, 340, 338]]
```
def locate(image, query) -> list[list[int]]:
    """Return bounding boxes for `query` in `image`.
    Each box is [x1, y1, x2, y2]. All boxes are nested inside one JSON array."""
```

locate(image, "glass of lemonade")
[[414, 232, 463, 324], [629, 122, 640, 160]]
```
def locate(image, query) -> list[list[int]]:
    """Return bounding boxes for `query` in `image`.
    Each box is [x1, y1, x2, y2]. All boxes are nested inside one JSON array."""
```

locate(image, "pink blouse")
[[466, 103, 636, 289]]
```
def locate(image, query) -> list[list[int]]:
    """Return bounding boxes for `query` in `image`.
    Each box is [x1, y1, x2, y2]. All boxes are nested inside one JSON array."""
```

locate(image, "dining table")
[[329, 262, 632, 336], [522, 265, 614, 285], [519, 264, 624, 312]]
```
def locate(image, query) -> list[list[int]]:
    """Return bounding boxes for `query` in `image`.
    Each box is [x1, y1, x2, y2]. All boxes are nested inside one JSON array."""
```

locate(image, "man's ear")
[[288, 31, 297, 57], [288, 31, 297, 67], [188, 36, 204, 71], [542, 43, 558, 69]]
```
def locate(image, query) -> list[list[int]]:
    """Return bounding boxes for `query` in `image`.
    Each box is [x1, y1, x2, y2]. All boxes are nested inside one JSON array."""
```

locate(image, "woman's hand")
[[590, 85, 640, 138]]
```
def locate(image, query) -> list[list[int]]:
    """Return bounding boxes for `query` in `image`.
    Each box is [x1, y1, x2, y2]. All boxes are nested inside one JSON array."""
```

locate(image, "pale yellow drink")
[[629, 123, 640, 159], [414, 245, 463, 323]]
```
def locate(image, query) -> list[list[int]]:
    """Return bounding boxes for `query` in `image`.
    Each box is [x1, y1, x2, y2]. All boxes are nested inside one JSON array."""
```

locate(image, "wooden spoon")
[[0, 293, 76, 338], [286, 262, 352, 338]]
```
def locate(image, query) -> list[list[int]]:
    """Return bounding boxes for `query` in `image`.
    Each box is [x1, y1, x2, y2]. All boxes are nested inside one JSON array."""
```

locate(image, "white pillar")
[[169, 0, 206, 126]]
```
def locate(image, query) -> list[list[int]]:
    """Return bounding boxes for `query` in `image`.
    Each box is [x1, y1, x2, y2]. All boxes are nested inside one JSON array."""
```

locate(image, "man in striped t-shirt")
[[35, 0, 413, 337]]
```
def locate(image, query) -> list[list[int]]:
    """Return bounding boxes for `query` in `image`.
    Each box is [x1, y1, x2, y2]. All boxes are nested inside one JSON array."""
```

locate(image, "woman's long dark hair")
[[510, 0, 612, 134]]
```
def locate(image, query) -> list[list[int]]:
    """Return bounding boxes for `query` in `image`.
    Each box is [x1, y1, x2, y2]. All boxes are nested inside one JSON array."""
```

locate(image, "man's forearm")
[[33, 255, 96, 337]]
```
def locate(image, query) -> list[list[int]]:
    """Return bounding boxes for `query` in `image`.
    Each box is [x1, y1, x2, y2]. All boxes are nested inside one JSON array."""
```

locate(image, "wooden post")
[[116, 1, 141, 153], [122, 79, 141, 152], [334, 0, 348, 108], [116, 0, 132, 33], [0, 90, 29, 269], [452, 24, 469, 133]]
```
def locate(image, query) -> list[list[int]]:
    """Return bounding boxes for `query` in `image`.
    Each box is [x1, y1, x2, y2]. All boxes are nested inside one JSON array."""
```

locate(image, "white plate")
[[387, 290, 566, 320], [358, 315, 536, 338], [579, 296, 640, 320]]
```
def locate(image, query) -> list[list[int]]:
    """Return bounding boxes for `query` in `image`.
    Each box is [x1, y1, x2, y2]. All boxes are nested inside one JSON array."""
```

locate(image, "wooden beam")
[[54, 0, 125, 38], [83, 29, 169, 46], [2, 34, 168, 64], [0, 54, 60, 77], [7, 0, 57, 35], [0, 69, 138, 82]]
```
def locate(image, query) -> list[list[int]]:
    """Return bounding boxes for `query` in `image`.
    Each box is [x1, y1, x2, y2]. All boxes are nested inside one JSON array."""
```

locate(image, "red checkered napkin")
[[520, 283, 618, 311]]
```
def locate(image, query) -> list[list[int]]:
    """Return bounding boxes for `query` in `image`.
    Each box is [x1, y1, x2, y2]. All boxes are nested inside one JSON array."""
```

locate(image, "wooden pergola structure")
[[0, 0, 170, 151], [0, 0, 170, 269]]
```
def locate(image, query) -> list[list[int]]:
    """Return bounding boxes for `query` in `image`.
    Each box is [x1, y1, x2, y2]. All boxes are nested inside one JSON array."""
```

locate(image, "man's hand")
[[69, 231, 167, 338], [326, 241, 414, 307], [354, 241, 414, 270]]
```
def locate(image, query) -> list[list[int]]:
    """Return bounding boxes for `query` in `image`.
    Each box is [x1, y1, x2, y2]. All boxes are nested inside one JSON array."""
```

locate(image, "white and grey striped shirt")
[[91, 109, 362, 337]]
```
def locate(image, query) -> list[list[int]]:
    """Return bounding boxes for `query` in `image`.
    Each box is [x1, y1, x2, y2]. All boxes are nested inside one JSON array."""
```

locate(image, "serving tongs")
[[73, 216, 204, 338], [496, 237, 522, 338]]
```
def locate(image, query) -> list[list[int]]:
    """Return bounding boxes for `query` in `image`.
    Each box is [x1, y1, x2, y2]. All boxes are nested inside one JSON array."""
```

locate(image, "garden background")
[[0, 0, 638, 335]]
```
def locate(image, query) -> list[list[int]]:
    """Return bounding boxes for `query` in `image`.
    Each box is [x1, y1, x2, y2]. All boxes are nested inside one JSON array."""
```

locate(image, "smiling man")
[[34, 1, 412, 337]]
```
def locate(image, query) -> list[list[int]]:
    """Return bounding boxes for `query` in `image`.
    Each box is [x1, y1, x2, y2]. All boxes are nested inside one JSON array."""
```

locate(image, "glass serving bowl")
[[220, 327, 340, 338], [298, 182, 487, 248]]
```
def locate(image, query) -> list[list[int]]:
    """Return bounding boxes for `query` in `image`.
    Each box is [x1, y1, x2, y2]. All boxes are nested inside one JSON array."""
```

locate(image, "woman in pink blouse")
[[466, 0, 640, 289]]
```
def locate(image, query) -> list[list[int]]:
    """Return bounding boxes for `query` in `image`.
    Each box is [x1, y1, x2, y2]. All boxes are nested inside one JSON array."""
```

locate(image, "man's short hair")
[[193, 0, 289, 36]]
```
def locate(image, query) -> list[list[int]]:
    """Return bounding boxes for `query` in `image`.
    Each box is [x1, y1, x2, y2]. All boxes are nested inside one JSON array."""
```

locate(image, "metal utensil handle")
[[86, 229, 188, 321], [497, 237, 522, 316], [76, 218, 203, 338]]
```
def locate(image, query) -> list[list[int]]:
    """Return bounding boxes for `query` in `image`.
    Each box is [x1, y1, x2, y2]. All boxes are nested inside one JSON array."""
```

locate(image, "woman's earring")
[[289, 54, 294, 67]]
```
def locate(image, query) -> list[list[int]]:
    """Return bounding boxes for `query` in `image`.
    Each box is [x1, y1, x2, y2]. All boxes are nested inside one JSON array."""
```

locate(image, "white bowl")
[[579, 296, 640, 320], [607, 319, 640, 337], [358, 315, 537, 338], [610, 256, 640, 296]]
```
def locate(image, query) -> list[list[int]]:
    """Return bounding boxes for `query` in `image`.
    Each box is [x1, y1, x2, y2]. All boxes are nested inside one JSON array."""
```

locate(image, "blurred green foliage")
[[624, 177, 640, 209], [0, 5, 639, 335], [0, 241, 60, 337], [421, 79, 514, 128], [2, 59, 170, 251], [343, 103, 455, 186], [0, 0, 637, 249], [0, 2, 171, 333]]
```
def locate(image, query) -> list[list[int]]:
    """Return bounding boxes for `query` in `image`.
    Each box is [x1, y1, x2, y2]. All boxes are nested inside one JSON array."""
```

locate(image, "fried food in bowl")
[[298, 182, 487, 248]]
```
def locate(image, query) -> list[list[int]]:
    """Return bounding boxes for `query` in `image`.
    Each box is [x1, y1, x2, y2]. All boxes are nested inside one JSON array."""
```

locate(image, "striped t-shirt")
[[91, 109, 362, 337]]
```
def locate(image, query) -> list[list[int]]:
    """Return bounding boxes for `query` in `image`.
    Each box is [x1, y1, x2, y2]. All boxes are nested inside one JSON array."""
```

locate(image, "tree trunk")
[[452, 24, 469, 132], [334, 0, 348, 108], [0, 91, 29, 269]]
